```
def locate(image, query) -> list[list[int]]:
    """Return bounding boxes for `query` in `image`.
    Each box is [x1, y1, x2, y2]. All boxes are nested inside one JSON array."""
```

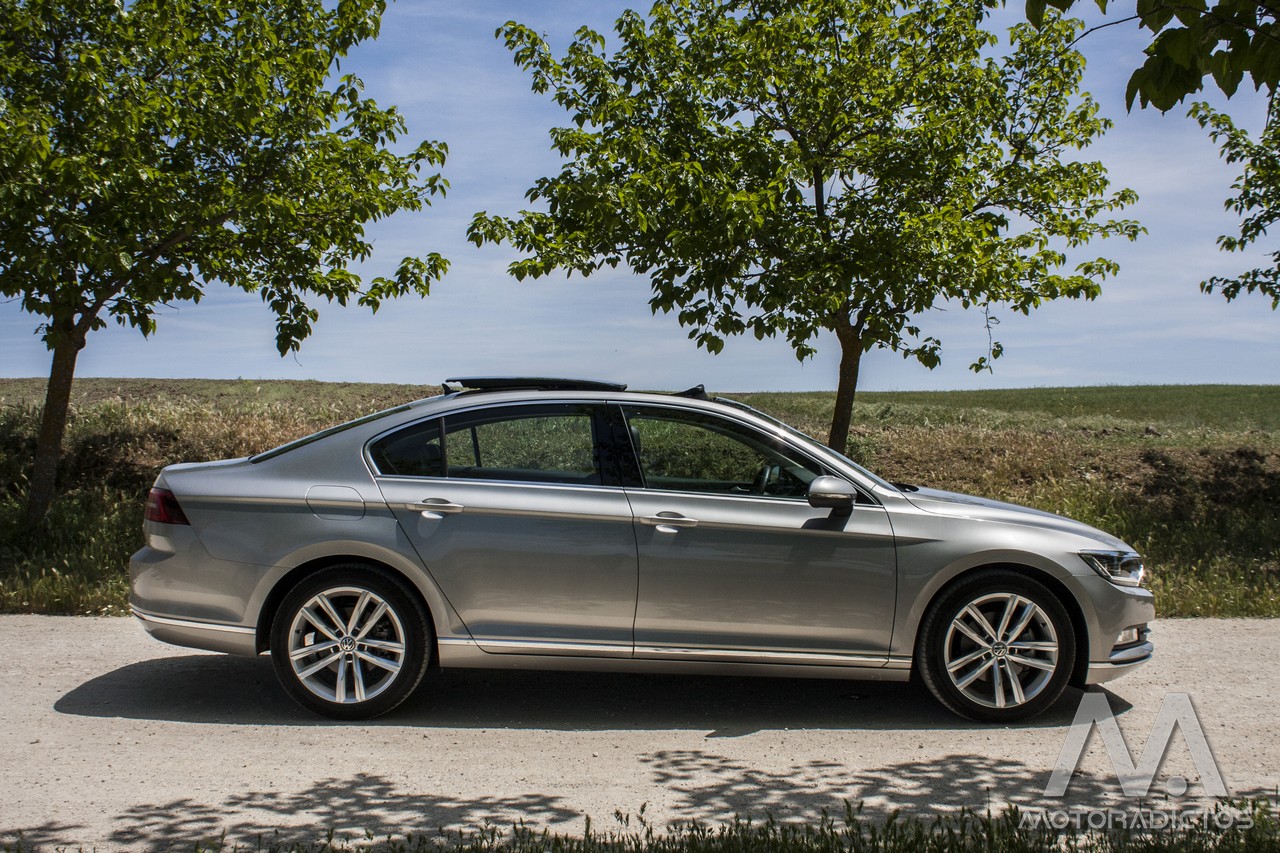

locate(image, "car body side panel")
[[130, 522, 271, 626], [376, 478, 639, 655], [627, 490, 897, 657]]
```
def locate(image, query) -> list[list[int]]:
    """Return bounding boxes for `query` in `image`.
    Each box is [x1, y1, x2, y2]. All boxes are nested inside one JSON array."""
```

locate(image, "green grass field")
[[0, 379, 1277, 617]]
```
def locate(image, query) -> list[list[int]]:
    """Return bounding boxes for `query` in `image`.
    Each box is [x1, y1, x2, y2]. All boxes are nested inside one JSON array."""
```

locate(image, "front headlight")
[[1079, 550, 1146, 588]]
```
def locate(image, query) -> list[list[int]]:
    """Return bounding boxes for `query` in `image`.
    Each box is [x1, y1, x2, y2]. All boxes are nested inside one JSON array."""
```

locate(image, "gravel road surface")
[[1, 616, 1276, 850]]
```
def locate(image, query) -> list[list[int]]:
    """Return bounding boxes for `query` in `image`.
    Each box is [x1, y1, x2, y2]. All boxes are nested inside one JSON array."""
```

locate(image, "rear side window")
[[369, 404, 602, 486], [370, 419, 443, 477], [444, 404, 599, 485]]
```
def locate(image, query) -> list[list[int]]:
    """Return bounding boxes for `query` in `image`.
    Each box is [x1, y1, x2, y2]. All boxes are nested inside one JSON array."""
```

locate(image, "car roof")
[[415, 385, 721, 413]]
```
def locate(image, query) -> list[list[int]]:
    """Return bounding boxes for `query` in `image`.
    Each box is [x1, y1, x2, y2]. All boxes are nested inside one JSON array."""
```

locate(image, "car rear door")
[[615, 403, 897, 663], [371, 401, 638, 657]]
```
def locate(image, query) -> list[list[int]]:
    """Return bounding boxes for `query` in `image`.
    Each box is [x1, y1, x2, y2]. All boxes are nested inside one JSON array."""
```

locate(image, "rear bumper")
[[131, 607, 259, 656], [130, 534, 269, 656]]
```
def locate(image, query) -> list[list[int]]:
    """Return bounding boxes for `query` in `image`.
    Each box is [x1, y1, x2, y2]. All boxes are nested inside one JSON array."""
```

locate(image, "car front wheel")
[[916, 570, 1077, 722], [270, 565, 430, 719]]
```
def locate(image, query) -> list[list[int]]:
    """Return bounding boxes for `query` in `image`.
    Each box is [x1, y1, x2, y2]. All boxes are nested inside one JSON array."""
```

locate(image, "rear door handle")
[[640, 512, 699, 532], [411, 498, 464, 518]]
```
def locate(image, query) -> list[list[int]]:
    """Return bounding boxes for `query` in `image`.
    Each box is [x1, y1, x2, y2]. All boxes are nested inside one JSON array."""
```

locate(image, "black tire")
[[916, 569, 1076, 723], [270, 564, 430, 720]]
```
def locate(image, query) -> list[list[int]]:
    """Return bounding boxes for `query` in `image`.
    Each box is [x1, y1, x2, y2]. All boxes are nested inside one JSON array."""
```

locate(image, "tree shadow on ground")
[[2, 774, 579, 851], [6, 753, 1270, 852], [633, 748, 1271, 821], [653, 748, 1278, 825], [54, 654, 1117, 733], [38, 654, 1225, 851]]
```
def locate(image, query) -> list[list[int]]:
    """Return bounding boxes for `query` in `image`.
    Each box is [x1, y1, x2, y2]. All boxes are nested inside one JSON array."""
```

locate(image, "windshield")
[[714, 397, 897, 491]]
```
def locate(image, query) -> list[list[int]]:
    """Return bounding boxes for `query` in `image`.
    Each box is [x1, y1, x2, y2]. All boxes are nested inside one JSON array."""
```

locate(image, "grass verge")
[[1, 380, 1277, 617], [4, 801, 1278, 853]]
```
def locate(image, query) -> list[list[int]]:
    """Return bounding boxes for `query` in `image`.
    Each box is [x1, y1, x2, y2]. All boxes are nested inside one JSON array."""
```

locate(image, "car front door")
[[617, 403, 897, 664], [371, 402, 638, 657]]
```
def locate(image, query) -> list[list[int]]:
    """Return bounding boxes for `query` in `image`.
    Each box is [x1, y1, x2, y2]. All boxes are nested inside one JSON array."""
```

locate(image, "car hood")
[[899, 486, 1131, 550]]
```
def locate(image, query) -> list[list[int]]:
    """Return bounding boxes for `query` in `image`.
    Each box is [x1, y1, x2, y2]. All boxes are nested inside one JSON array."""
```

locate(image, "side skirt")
[[436, 636, 912, 682]]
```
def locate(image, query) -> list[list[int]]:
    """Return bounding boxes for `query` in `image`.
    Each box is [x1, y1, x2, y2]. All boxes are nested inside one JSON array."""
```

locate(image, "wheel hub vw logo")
[[991, 641, 1008, 658], [339, 636, 357, 652]]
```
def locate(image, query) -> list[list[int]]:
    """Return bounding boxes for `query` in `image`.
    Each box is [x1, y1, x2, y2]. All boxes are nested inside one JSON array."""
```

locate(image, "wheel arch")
[[255, 554, 442, 663], [909, 561, 1090, 688]]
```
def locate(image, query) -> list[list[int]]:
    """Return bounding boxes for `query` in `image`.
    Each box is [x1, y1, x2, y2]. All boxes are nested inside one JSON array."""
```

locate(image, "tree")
[[1026, 0, 1280, 309], [1, 0, 448, 526], [1025, 0, 1280, 111], [469, 0, 1140, 453], [1191, 97, 1280, 308]]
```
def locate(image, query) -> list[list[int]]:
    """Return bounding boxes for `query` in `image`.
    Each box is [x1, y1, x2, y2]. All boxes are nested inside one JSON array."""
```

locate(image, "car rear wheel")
[[270, 565, 430, 719], [916, 570, 1076, 722]]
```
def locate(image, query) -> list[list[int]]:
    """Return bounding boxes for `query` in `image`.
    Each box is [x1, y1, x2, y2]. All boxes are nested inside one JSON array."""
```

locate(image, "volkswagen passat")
[[130, 378, 1153, 721]]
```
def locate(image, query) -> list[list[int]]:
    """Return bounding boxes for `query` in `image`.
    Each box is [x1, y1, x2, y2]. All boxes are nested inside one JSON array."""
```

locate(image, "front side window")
[[370, 403, 602, 486], [620, 406, 822, 498]]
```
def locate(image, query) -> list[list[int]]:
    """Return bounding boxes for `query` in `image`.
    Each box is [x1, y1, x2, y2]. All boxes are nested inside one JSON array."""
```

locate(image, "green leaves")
[[3, 0, 452, 525], [470, 0, 1136, 445], [1031, 0, 1280, 112], [0, 0, 448, 356], [473, 0, 1135, 370], [1189, 100, 1280, 308]]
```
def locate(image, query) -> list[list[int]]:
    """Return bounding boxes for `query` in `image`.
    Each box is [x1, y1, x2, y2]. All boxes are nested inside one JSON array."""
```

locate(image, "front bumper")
[[1085, 636, 1154, 685], [1070, 572, 1155, 686]]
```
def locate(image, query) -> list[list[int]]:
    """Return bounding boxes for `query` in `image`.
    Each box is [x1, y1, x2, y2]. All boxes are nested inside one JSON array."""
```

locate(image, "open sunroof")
[[442, 377, 628, 393]]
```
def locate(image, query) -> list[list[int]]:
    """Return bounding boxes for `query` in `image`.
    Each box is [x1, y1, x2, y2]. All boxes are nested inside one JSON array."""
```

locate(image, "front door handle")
[[640, 512, 699, 532], [411, 498, 464, 518]]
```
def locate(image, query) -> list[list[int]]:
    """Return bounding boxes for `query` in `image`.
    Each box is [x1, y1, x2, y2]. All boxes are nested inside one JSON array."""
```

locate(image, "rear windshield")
[[249, 404, 416, 463]]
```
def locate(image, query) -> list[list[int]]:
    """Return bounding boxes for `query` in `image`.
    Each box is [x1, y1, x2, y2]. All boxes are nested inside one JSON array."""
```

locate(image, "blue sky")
[[1, 0, 1277, 392]]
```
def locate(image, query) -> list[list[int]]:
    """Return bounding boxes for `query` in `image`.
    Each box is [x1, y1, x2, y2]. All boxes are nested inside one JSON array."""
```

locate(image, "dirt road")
[[0, 616, 1276, 850]]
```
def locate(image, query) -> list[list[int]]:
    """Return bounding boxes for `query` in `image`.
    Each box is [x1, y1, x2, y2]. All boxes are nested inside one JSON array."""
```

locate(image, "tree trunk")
[[24, 331, 84, 528], [827, 321, 864, 456]]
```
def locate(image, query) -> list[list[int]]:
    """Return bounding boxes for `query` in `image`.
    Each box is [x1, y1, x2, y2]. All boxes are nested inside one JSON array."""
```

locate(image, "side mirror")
[[808, 475, 856, 510]]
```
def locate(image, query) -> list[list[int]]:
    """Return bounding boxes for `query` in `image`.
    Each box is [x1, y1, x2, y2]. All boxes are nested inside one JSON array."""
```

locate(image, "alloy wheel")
[[942, 591, 1060, 710], [285, 585, 408, 706]]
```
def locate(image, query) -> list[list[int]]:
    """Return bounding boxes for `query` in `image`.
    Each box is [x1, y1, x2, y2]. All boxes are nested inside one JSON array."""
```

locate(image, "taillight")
[[145, 487, 190, 525]]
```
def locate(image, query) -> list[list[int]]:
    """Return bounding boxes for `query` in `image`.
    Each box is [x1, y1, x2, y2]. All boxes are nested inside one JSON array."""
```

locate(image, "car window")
[[621, 406, 822, 498], [714, 396, 896, 491], [369, 419, 444, 477], [371, 404, 602, 485], [444, 404, 601, 485]]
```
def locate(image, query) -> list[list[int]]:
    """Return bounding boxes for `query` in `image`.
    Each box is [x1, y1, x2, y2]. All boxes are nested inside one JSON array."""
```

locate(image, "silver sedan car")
[[130, 378, 1154, 721]]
